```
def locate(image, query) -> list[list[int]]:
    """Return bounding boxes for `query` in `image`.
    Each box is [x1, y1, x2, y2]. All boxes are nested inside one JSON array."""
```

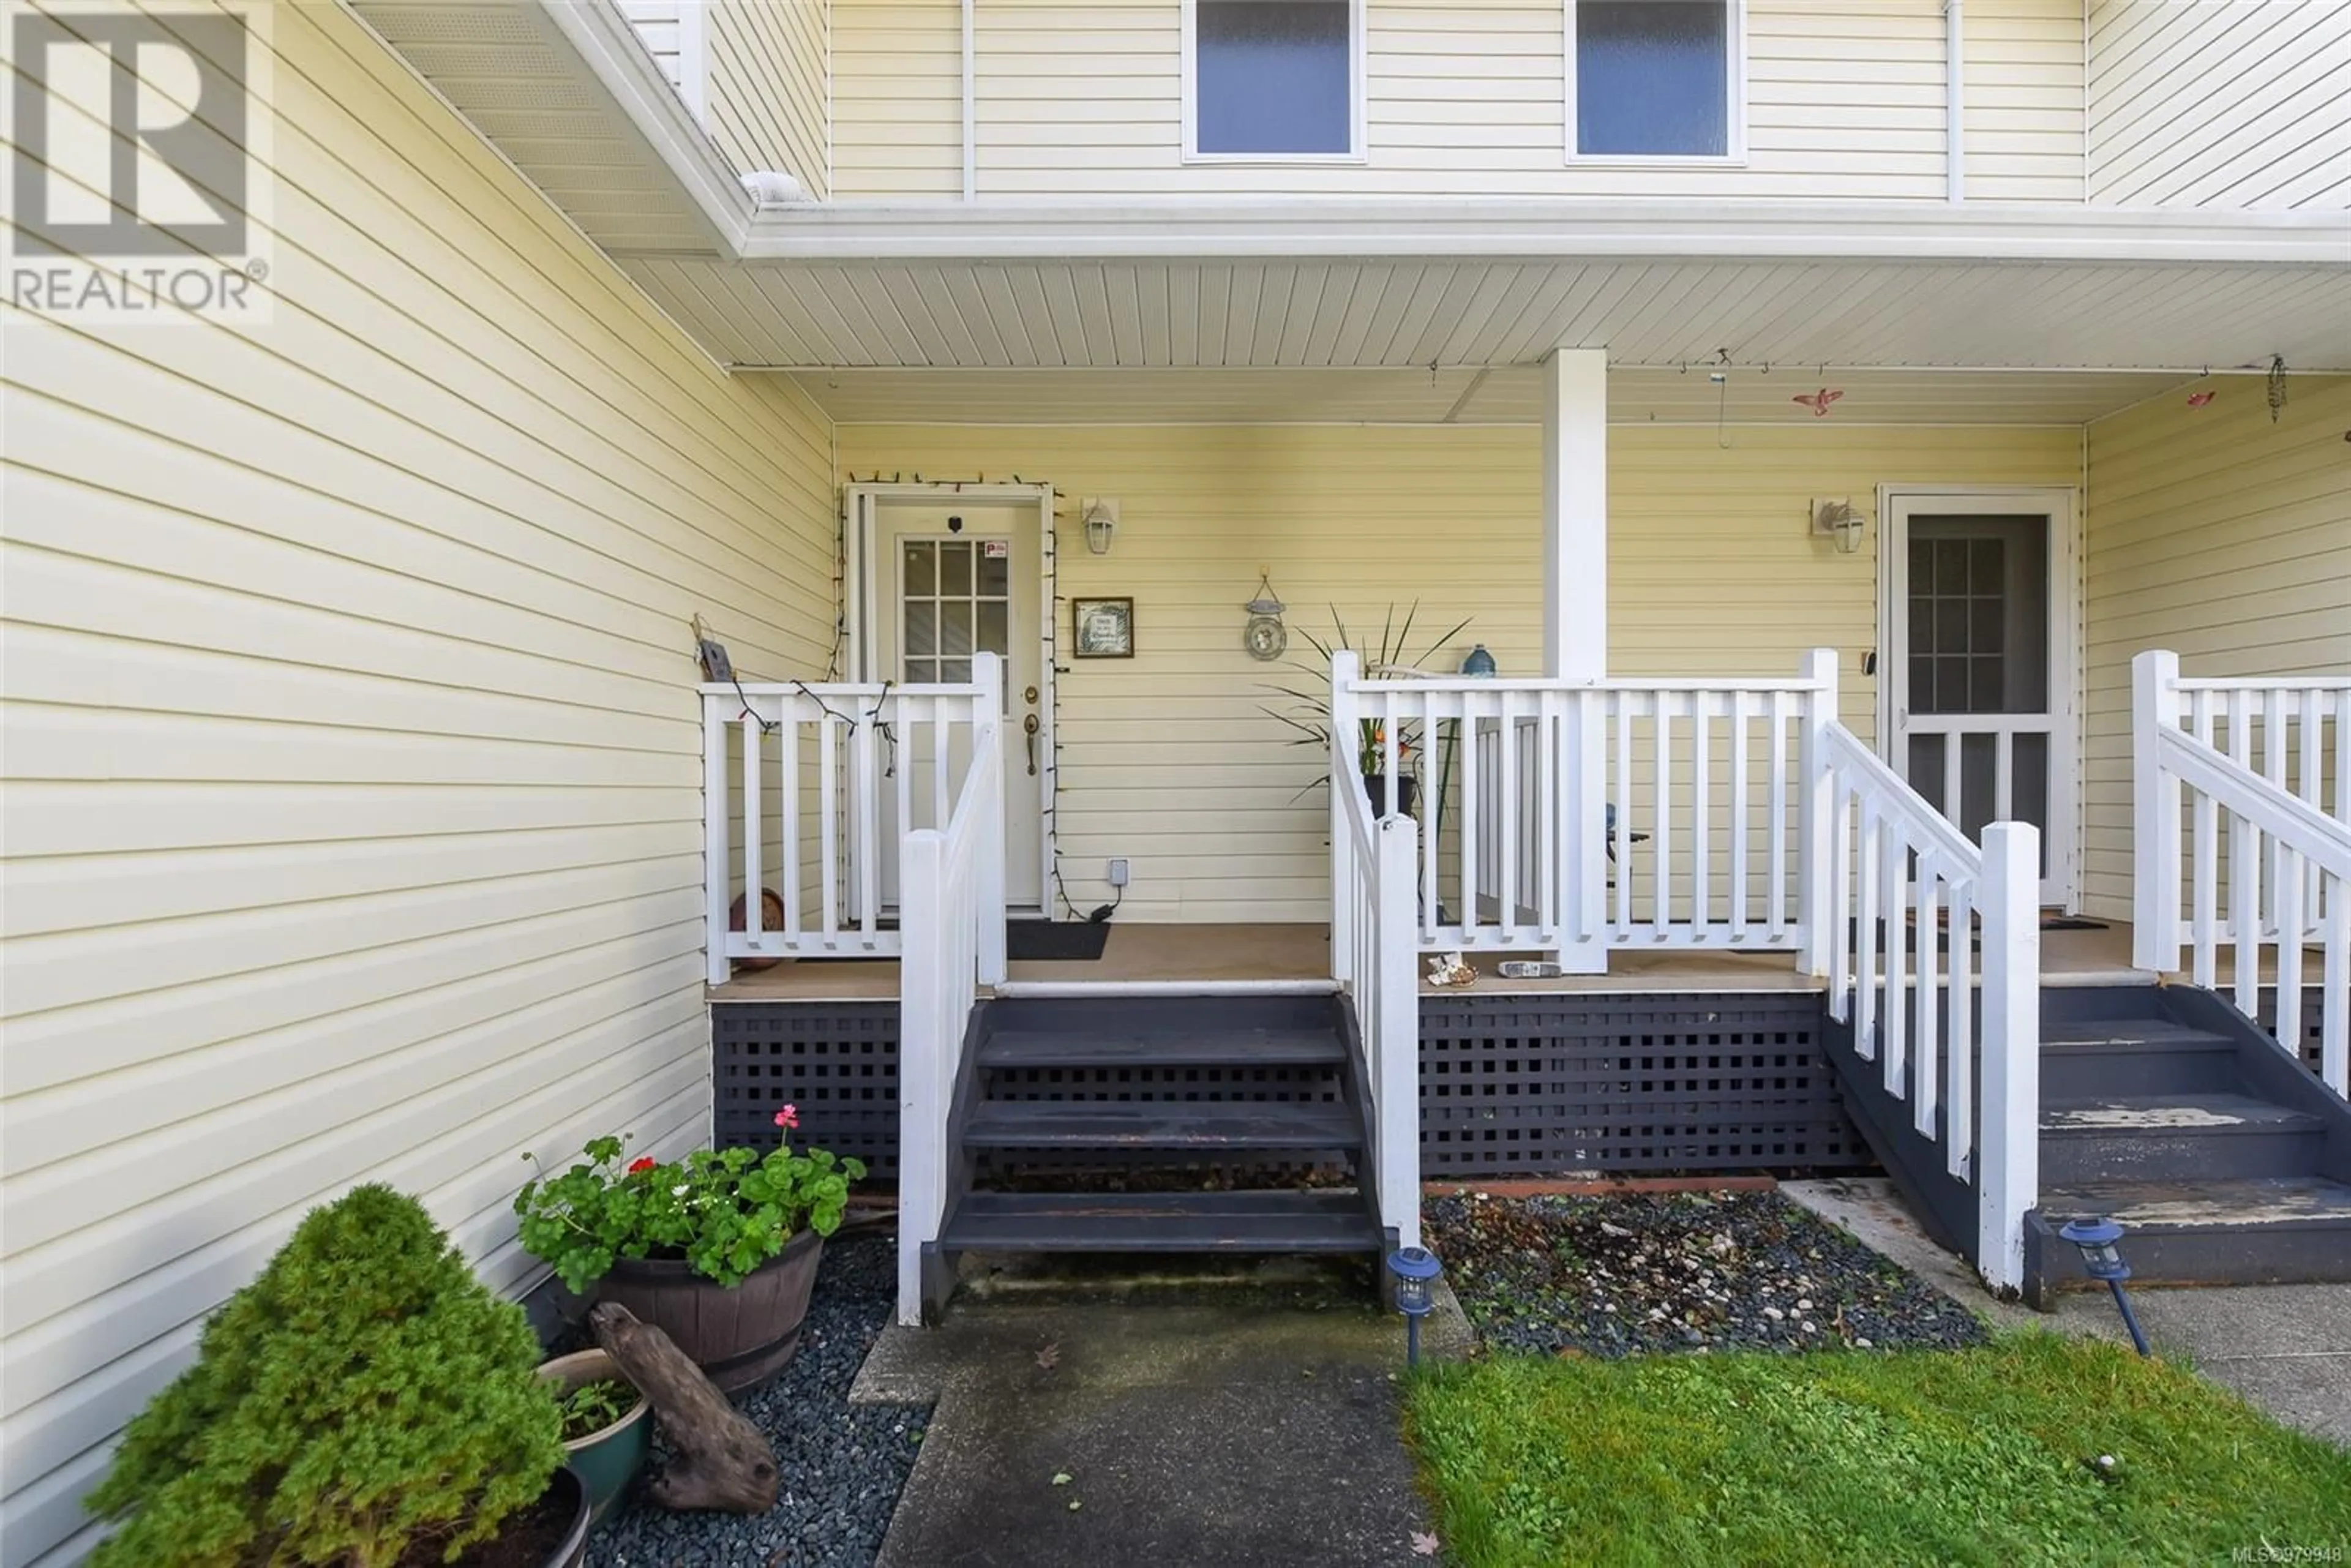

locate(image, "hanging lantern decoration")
[[1243, 574, 1289, 662]]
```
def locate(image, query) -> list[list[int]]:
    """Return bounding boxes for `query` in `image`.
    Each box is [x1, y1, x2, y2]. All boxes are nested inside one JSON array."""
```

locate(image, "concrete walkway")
[[852, 1277, 1441, 1567], [1786, 1177, 2351, 1446]]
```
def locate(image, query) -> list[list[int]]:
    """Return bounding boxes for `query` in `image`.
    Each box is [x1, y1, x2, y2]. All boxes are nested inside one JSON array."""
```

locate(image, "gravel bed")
[[1427, 1190, 1990, 1358], [593, 1235, 926, 1568]]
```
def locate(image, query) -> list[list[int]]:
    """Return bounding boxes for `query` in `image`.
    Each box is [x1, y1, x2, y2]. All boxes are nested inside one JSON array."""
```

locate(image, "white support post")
[[2133, 650, 2183, 972], [1563, 688, 1608, 972], [897, 830, 947, 1327], [1796, 648, 1839, 977], [1330, 651, 1362, 981], [1543, 349, 1608, 973], [975, 654, 1008, 985], [1542, 348, 1608, 681], [1375, 814, 1422, 1248], [703, 692, 731, 986], [1976, 821, 2041, 1297]]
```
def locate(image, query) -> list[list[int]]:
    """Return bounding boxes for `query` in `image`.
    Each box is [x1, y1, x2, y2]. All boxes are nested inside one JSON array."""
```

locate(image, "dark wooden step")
[[940, 1190, 1384, 1253], [977, 1028, 1346, 1070], [961, 1100, 1363, 1152], [2039, 1022, 2241, 1098], [2039, 1093, 2326, 1183], [2031, 1174, 2351, 1292]]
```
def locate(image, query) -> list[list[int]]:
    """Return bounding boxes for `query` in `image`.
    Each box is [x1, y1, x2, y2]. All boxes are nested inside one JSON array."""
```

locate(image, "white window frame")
[[1182, 0, 1368, 165], [1563, 0, 1748, 167]]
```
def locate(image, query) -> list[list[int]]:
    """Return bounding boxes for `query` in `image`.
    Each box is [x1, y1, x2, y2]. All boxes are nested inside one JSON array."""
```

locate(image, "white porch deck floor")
[[705, 920, 2197, 1002]]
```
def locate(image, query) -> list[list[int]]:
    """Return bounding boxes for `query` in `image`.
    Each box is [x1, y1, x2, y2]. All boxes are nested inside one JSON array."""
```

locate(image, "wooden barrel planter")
[[728, 888, 788, 972], [594, 1229, 823, 1395]]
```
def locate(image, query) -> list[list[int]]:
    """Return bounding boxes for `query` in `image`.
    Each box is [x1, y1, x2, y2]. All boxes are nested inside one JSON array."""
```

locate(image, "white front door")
[[859, 490, 1049, 912], [1884, 487, 2077, 908]]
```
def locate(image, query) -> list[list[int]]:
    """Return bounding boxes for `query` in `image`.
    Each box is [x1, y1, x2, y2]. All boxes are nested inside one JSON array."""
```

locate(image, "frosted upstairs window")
[[1193, 0, 1354, 157], [1574, 0, 1733, 157]]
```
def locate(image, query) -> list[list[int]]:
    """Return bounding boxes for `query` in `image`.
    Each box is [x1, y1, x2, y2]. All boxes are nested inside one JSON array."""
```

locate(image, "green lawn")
[[1406, 1332, 2351, 1568]]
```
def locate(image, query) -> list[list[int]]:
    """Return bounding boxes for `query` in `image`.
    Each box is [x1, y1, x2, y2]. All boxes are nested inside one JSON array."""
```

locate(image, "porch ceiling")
[[625, 255, 2351, 377], [791, 366, 2203, 427]]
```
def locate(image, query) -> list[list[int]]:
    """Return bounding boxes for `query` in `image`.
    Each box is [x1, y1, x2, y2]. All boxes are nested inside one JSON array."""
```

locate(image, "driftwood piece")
[[587, 1301, 779, 1514]]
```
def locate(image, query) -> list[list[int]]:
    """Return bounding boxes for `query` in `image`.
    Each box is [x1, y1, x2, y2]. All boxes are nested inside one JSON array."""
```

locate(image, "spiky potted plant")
[[516, 1110, 865, 1394], [1262, 601, 1471, 820], [84, 1184, 581, 1568]]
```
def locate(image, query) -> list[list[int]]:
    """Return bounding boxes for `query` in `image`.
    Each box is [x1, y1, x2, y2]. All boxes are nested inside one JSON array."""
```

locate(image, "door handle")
[[1024, 713, 1040, 776]]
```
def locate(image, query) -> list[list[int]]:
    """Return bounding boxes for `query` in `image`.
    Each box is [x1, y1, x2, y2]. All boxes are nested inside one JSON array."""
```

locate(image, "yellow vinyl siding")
[[0, 4, 838, 1562], [830, 0, 1963, 200], [833, 0, 964, 197], [2088, 0, 2351, 209], [2079, 377, 2351, 921], [711, 0, 831, 198], [1963, 0, 2088, 201], [834, 422, 2080, 921]]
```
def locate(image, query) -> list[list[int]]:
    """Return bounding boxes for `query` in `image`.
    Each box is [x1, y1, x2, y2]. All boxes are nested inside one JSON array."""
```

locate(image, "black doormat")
[[2041, 915, 2109, 931], [1007, 920, 1111, 961]]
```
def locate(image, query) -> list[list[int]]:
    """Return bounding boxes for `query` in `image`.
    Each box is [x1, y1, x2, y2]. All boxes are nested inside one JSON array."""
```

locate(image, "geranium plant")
[[516, 1111, 866, 1293]]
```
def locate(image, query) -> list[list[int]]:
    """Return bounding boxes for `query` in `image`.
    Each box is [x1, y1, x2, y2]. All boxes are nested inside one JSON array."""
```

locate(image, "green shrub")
[[86, 1185, 566, 1568]]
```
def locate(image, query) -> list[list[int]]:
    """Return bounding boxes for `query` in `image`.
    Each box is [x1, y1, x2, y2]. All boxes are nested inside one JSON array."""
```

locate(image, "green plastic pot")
[[537, 1350, 650, 1528]]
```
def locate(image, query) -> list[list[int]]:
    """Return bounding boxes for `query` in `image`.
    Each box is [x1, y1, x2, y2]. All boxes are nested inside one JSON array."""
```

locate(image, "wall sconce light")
[[1812, 498, 1866, 555], [1082, 498, 1119, 555]]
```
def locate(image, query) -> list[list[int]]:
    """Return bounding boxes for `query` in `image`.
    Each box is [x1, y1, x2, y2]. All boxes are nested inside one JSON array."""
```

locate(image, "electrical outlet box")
[[1107, 858, 1130, 888]]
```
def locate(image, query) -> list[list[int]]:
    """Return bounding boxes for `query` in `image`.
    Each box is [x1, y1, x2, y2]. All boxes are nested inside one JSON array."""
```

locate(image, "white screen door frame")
[[1878, 484, 2081, 909], [846, 482, 1056, 915]]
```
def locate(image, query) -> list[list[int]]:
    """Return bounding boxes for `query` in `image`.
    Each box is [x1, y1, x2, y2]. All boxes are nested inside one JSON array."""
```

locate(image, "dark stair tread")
[[977, 1028, 1345, 1069], [2039, 1019, 2235, 1051], [961, 1100, 1363, 1149], [2040, 1093, 2323, 1135], [2038, 1174, 2351, 1230], [940, 1190, 1384, 1251]]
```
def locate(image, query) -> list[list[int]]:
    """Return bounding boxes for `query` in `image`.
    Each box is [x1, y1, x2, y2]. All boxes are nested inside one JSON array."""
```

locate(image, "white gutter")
[[1946, 0, 1966, 204], [729, 198, 2351, 266]]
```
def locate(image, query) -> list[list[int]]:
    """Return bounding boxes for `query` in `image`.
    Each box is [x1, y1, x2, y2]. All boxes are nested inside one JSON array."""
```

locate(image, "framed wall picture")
[[1071, 596, 1134, 659]]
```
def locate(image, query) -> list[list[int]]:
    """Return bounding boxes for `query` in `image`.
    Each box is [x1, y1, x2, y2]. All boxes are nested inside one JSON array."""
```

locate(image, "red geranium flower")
[[626, 1156, 656, 1174], [773, 1105, 799, 1131]]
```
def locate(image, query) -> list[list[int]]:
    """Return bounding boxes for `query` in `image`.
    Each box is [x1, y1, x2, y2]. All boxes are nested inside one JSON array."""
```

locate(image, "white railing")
[[894, 670, 1005, 1326], [702, 659, 1001, 981], [2135, 650, 2350, 1099], [1330, 652, 1423, 1248], [1820, 724, 2041, 1294], [1339, 651, 1839, 964]]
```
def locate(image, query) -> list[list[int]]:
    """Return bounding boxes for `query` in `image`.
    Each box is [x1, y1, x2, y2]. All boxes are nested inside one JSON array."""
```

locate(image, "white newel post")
[[703, 692, 731, 986], [1330, 651, 1362, 982], [1543, 349, 1609, 973], [1376, 814, 1422, 1248], [1976, 821, 2041, 1296], [1796, 648, 1839, 977], [2132, 650, 2183, 973], [975, 653, 1008, 985], [897, 829, 947, 1327]]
